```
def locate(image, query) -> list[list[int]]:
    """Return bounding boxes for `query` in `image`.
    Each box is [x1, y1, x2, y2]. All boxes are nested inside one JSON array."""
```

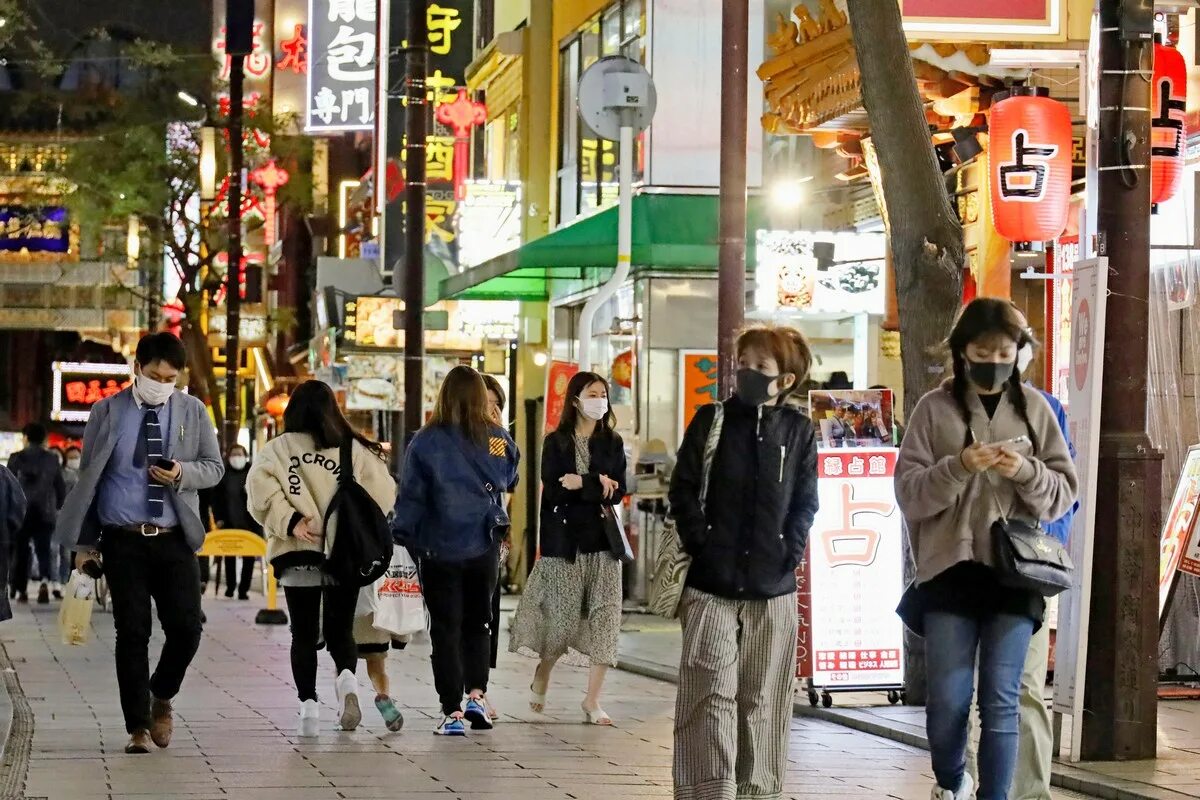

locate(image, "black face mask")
[[736, 368, 778, 406], [966, 359, 1014, 393]]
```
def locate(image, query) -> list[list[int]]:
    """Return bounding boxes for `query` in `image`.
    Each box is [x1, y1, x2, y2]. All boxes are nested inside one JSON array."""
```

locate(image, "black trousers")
[[12, 510, 52, 594], [282, 583, 359, 702], [419, 548, 499, 715], [100, 529, 204, 733], [224, 556, 256, 596]]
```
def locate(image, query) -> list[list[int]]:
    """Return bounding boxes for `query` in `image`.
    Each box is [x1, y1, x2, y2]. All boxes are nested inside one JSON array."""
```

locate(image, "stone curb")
[[615, 656, 1191, 800], [0, 638, 30, 800]]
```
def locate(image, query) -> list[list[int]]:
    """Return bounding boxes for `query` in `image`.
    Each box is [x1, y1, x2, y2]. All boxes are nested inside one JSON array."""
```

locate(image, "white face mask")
[[133, 371, 176, 407], [229, 456, 248, 470], [66, 457, 81, 470], [1016, 343, 1035, 376], [578, 397, 609, 421]]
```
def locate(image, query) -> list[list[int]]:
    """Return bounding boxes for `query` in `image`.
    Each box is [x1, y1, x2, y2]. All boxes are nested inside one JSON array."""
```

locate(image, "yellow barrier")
[[198, 529, 287, 625]]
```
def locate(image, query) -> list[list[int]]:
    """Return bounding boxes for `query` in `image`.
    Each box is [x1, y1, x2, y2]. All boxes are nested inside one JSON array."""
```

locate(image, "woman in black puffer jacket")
[[669, 326, 819, 800]]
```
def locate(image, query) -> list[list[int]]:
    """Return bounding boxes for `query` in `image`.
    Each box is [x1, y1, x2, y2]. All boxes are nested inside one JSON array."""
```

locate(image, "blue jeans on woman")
[[925, 611, 1035, 800]]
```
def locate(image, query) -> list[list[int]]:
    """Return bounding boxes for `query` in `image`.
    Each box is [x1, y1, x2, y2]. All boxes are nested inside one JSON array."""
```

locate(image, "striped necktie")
[[142, 406, 166, 521]]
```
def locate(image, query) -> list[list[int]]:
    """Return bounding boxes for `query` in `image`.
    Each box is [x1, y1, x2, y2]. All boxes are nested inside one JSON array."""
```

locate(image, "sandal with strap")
[[581, 703, 613, 726], [529, 683, 547, 714]]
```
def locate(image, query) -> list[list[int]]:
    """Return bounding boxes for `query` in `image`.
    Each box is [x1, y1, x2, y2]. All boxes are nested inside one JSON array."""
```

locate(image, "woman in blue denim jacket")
[[392, 366, 519, 736]]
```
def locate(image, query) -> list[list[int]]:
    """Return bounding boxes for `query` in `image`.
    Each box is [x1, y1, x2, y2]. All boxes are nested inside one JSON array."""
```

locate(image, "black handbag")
[[985, 475, 1074, 597], [601, 504, 634, 563]]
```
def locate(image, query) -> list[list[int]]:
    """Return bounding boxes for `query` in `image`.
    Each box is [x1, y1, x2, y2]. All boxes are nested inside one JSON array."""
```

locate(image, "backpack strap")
[[338, 437, 354, 486]]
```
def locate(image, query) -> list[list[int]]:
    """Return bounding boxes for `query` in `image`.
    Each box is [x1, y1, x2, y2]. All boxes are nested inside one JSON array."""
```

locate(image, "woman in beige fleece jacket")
[[895, 299, 1077, 800], [247, 381, 396, 739]]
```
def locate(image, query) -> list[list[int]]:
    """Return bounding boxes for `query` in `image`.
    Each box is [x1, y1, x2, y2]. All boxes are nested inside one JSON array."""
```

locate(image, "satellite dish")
[[577, 55, 657, 141]]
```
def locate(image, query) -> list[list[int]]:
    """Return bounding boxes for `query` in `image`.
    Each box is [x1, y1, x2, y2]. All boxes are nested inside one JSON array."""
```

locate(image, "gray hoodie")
[[895, 381, 1078, 584]]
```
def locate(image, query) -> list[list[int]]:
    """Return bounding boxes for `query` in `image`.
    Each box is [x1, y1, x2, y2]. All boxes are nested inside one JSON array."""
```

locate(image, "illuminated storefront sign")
[[456, 182, 521, 269], [0, 206, 69, 254], [52, 362, 132, 422], [755, 230, 887, 316], [306, 0, 377, 132]]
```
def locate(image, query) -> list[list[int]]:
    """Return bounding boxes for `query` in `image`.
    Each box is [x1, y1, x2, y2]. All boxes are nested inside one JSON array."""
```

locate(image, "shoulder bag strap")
[[449, 431, 502, 498], [338, 438, 354, 486], [699, 403, 725, 514]]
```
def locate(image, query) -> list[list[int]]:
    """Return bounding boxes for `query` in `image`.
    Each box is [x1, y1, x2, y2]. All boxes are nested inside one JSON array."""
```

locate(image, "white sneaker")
[[335, 669, 361, 731], [930, 772, 974, 800], [297, 699, 319, 738]]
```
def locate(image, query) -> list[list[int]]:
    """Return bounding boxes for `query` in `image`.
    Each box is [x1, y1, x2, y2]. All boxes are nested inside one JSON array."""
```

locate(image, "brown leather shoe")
[[150, 697, 173, 748], [125, 729, 153, 754]]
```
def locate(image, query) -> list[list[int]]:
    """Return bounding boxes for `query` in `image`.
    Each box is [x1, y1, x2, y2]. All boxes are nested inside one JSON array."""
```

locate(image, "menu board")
[[801, 448, 905, 688], [1160, 446, 1200, 618]]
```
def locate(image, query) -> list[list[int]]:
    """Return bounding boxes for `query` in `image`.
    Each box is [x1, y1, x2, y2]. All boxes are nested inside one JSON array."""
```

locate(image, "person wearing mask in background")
[[247, 380, 395, 738], [393, 366, 519, 736], [669, 326, 819, 800], [204, 445, 261, 600], [481, 373, 509, 722], [0, 464, 25, 622], [51, 446, 83, 597], [895, 299, 1077, 800], [57, 332, 224, 755], [510, 371, 626, 726], [9, 423, 66, 605], [964, 308, 1079, 800]]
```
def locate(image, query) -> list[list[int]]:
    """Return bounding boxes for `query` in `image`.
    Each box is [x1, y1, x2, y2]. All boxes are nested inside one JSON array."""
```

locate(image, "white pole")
[[578, 123, 634, 372]]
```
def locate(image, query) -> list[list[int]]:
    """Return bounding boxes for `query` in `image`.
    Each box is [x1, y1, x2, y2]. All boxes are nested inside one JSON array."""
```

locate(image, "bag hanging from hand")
[[373, 545, 428, 638], [649, 403, 725, 619], [323, 438, 393, 587], [602, 504, 634, 563], [58, 571, 96, 646]]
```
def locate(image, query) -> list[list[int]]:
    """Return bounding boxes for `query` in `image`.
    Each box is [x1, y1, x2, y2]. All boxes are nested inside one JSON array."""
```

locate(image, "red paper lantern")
[[1152, 41, 1187, 209], [988, 88, 1073, 244], [265, 394, 289, 418]]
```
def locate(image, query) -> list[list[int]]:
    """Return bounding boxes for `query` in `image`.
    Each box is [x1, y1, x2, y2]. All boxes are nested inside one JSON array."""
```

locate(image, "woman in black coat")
[[203, 445, 262, 599], [509, 371, 626, 726]]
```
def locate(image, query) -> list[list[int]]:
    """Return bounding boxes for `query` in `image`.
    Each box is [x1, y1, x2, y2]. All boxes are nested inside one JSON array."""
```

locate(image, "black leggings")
[[283, 584, 359, 702]]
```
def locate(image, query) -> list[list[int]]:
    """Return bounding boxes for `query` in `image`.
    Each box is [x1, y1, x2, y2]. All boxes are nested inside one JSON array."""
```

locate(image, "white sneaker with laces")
[[297, 699, 319, 738], [335, 669, 362, 731], [930, 772, 974, 800]]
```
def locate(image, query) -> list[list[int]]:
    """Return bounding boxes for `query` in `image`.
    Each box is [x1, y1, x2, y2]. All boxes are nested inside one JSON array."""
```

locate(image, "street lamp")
[[178, 90, 201, 107], [198, 126, 217, 203]]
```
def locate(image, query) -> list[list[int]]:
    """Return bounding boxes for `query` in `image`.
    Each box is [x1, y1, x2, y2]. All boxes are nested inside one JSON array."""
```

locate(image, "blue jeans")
[[925, 611, 1034, 800]]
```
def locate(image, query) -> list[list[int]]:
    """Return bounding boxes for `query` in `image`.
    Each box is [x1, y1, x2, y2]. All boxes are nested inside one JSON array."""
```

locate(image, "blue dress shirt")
[[97, 393, 178, 528]]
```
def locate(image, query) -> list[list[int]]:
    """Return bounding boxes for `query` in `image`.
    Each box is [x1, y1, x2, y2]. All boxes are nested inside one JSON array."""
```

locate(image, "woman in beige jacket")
[[895, 299, 1077, 800], [247, 381, 396, 738]]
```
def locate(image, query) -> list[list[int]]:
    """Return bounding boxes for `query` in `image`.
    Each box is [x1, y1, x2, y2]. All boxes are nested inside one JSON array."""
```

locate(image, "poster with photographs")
[[809, 389, 896, 448]]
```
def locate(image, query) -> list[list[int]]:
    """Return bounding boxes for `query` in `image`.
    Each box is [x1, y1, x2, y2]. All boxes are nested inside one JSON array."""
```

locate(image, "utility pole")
[[223, 0, 252, 451], [1080, 0, 1162, 761], [716, 0, 748, 397], [402, 0, 428, 440]]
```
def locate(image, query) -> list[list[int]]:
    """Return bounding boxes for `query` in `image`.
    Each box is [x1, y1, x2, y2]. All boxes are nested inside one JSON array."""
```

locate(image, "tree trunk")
[[180, 290, 225, 436], [846, 0, 966, 706]]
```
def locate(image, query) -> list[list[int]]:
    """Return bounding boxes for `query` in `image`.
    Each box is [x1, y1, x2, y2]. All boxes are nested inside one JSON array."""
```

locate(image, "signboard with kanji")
[[799, 449, 905, 689], [52, 362, 132, 422], [0, 206, 69, 254], [307, 0, 377, 132], [901, 0, 1068, 41]]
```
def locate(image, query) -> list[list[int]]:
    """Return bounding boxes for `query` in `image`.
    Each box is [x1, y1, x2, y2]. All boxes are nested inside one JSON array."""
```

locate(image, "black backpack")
[[322, 438, 392, 587]]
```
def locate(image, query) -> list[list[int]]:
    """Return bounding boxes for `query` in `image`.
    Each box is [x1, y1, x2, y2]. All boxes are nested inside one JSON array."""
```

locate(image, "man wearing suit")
[[56, 332, 223, 754]]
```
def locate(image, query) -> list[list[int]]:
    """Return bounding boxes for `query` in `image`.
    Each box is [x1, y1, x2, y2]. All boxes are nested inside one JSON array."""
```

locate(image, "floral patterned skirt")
[[509, 552, 622, 667]]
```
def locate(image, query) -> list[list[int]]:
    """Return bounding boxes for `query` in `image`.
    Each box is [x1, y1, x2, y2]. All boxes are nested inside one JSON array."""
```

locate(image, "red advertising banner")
[[901, 0, 1064, 40], [544, 360, 579, 434]]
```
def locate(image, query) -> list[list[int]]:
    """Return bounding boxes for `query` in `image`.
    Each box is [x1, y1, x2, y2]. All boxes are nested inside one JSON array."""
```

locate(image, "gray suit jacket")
[[55, 387, 224, 553]]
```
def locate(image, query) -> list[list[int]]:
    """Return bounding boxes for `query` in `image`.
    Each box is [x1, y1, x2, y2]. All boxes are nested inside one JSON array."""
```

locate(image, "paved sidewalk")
[[0, 595, 1091, 800], [618, 613, 1200, 800]]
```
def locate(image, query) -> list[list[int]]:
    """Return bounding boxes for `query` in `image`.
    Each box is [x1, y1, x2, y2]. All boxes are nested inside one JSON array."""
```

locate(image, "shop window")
[[556, 0, 646, 227]]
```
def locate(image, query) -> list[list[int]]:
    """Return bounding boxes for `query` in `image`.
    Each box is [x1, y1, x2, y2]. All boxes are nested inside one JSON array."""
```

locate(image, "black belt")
[[103, 523, 182, 538]]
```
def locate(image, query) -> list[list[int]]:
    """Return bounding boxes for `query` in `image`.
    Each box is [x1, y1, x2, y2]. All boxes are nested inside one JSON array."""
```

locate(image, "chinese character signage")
[[307, 0, 377, 132], [52, 361, 132, 422], [0, 206, 69, 254], [678, 351, 719, 444], [802, 448, 904, 688]]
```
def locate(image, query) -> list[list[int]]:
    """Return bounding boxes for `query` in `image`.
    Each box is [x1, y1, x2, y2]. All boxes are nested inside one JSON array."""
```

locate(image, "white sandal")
[[581, 703, 613, 726], [529, 683, 547, 714]]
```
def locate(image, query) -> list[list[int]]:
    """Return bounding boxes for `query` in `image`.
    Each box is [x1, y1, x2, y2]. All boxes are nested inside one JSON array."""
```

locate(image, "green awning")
[[441, 193, 766, 301]]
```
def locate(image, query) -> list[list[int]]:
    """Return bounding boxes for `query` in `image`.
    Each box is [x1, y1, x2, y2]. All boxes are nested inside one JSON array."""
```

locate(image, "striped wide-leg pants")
[[673, 588, 798, 800]]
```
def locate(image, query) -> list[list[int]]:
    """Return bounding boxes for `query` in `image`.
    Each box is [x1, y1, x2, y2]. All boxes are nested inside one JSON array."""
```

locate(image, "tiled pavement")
[[0, 594, 1098, 800]]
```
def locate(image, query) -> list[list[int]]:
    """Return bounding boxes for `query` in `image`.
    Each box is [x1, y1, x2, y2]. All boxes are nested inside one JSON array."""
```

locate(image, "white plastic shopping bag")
[[58, 571, 96, 646], [373, 545, 426, 638]]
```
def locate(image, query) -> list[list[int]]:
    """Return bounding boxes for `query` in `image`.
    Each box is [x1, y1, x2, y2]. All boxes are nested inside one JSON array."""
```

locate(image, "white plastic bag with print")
[[372, 545, 426, 638]]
